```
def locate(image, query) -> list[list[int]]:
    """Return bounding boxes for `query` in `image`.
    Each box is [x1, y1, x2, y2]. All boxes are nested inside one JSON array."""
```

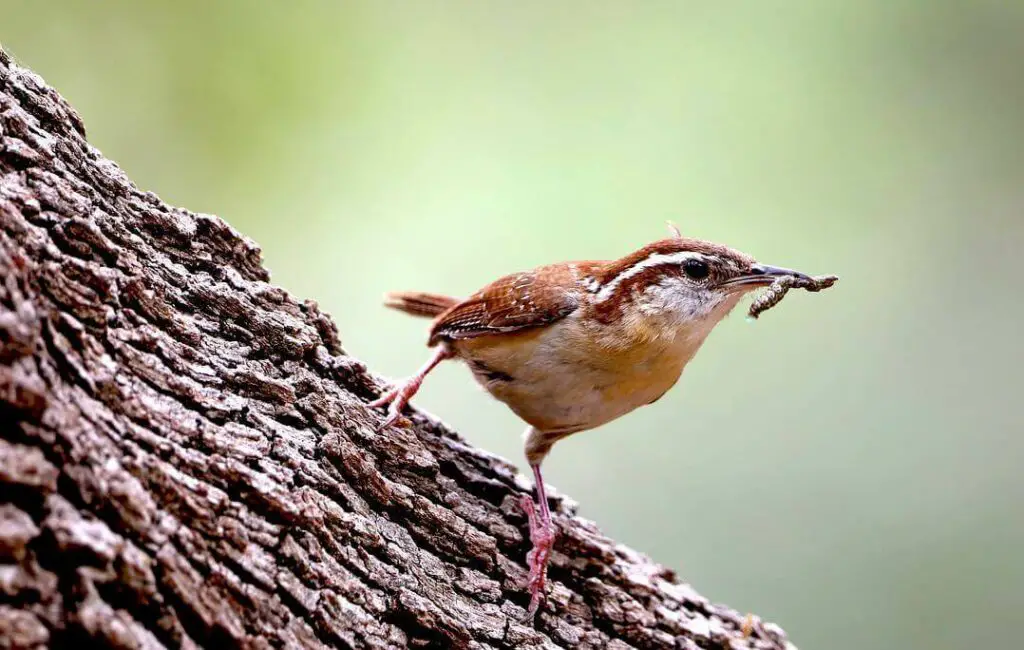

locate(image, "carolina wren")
[[370, 225, 825, 619]]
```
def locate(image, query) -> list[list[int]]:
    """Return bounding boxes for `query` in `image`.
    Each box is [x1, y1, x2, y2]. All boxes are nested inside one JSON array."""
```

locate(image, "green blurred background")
[[4, 2, 1021, 647]]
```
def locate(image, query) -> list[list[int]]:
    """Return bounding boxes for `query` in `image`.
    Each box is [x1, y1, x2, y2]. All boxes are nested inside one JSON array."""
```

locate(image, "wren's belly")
[[454, 320, 692, 434]]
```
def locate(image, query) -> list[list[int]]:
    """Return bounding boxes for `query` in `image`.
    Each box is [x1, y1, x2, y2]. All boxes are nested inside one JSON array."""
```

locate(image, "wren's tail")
[[384, 291, 458, 318]]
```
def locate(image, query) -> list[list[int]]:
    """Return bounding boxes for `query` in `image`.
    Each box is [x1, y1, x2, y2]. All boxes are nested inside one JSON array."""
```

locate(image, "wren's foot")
[[367, 378, 421, 429], [520, 494, 556, 621], [368, 346, 453, 430]]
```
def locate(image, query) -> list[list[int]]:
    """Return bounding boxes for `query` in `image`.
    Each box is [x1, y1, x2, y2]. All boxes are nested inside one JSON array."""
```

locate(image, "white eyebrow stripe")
[[595, 251, 703, 302]]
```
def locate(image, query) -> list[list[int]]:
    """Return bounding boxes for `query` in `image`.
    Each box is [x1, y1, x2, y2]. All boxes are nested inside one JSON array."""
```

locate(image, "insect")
[[748, 274, 838, 319]]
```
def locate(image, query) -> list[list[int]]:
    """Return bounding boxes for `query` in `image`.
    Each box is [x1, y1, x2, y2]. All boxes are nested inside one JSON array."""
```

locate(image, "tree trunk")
[[0, 48, 794, 650]]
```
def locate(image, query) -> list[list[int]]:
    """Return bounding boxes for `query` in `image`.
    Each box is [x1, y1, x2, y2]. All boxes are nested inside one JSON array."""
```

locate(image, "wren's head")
[[589, 232, 810, 333]]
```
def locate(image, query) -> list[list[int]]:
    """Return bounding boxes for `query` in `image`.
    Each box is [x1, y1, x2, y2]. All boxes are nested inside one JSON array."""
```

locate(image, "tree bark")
[[0, 48, 795, 650]]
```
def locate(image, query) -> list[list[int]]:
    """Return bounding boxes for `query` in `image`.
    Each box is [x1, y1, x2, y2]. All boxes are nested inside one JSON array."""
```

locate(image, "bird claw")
[[366, 387, 397, 409], [520, 494, 555, 621], [368, 379, 419, 429], [368, 346, 452, 430]]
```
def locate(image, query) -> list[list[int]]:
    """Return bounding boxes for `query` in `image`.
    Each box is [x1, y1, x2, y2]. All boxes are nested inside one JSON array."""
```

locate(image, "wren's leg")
[[520, 463, 555, 620], [369, 345, 453, 429]]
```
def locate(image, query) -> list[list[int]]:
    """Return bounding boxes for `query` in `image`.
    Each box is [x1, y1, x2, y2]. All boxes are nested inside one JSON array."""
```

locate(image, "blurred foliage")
[[3, 2, 1022, 647]]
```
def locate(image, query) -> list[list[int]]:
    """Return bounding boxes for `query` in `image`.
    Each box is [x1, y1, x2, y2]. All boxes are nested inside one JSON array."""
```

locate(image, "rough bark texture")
[[0, 48, 795, 650]]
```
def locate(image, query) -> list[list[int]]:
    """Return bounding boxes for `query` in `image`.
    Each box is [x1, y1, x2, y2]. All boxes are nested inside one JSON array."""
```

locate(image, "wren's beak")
[[721, 263, 812, 289]]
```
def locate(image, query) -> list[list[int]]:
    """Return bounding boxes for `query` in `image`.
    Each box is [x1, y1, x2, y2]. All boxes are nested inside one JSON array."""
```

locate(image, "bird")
[[369, 224, 821, 619]]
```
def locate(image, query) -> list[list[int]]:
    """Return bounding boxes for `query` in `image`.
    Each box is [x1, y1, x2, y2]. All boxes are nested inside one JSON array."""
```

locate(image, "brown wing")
[[428, 264, 581, 345]]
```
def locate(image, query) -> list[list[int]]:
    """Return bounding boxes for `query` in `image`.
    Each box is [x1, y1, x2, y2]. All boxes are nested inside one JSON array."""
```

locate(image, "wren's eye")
[[682, 258, 710, 280]]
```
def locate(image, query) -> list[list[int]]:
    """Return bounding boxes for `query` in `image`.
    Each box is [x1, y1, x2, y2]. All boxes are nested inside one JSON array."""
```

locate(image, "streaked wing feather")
[[428, 265, 580, 344]]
